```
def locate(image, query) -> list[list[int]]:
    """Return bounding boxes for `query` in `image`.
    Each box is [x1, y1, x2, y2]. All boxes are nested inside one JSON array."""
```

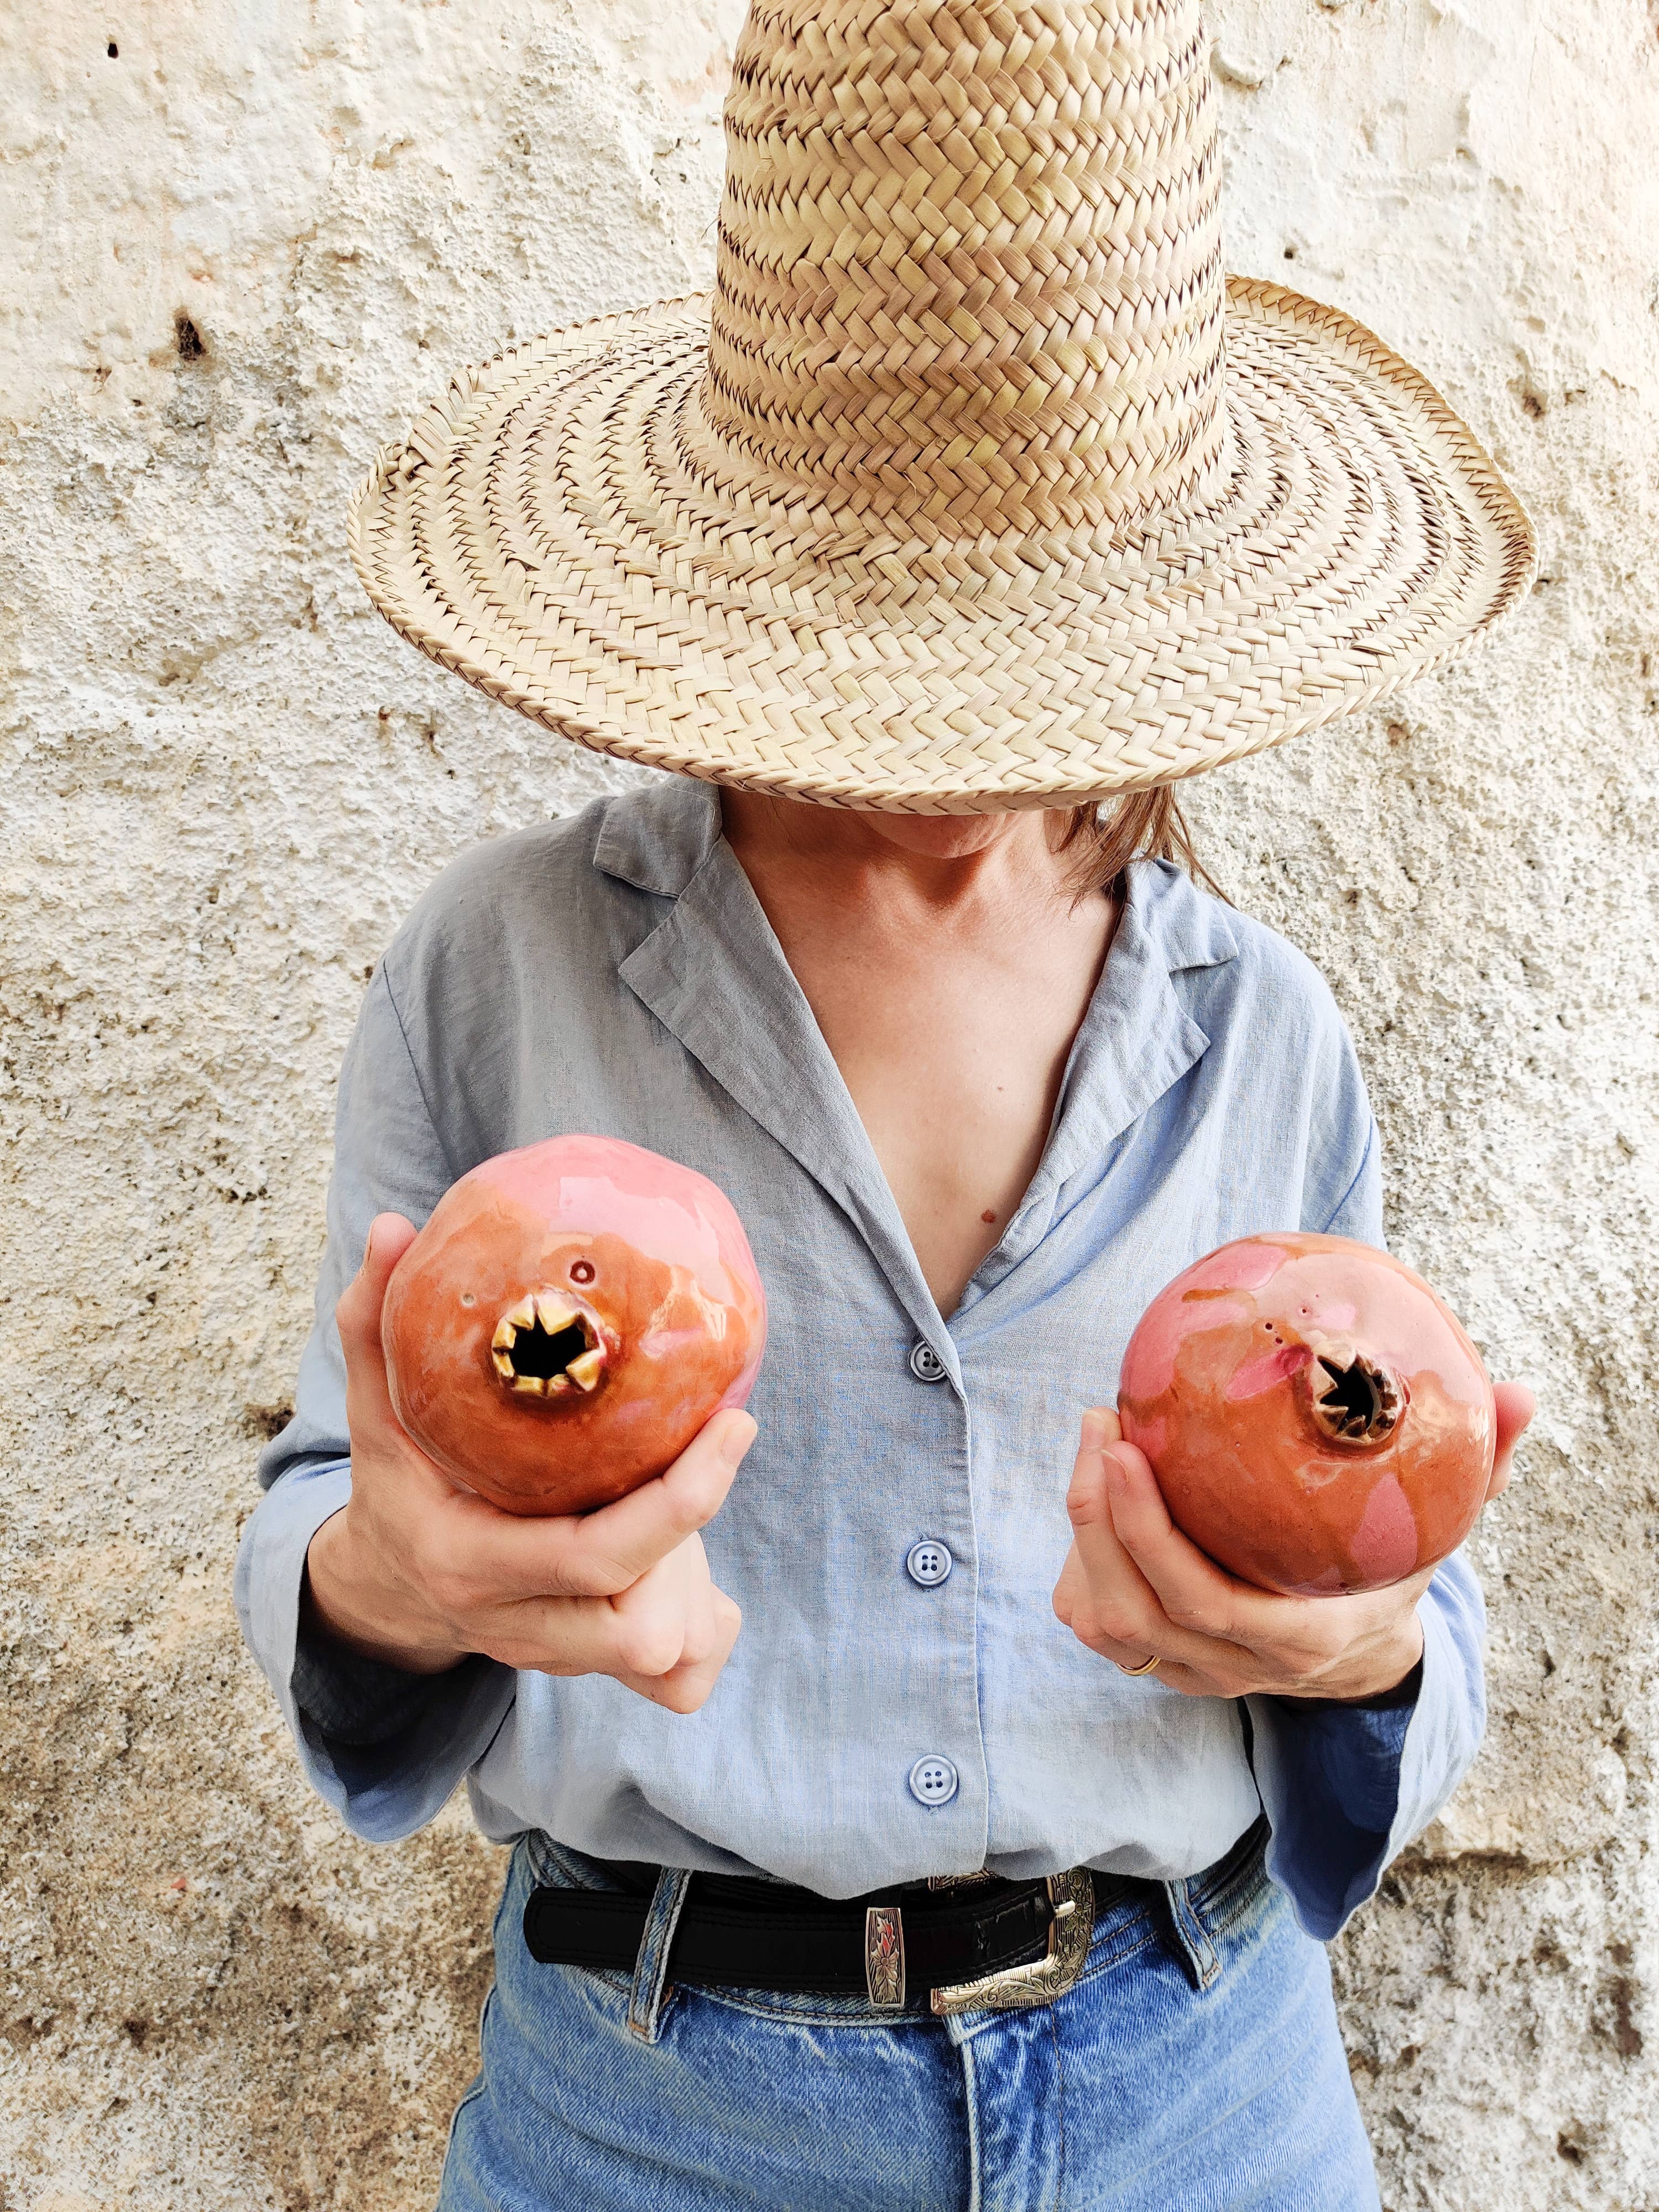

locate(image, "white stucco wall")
[[2, 2, 1655, 2204]]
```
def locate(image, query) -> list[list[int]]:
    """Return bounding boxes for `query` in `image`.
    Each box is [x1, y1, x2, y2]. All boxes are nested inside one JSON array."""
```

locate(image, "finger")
[[488, 1547, 700, 1677], [1104, 1441, 1441, 1673], [670, 1552, 722, 1672], [1095, 1439, 1269, 1651], [478, 1590, 648, 1676], [399, 1408, 754, 1618], [497, 1558, 742, 1707], [1066, 1630, 1213, 1699], [615, 1589, 744, 1714], [1485, 1380, 1536, 1503], [1051, 1542, 1083, 1629], [606, 1540, 707, 1677], [1493, 1381, 1536, 1454], [337, 1213, 419, 1423], [1055, 1534, 1249, 1676], [1063, 1421, 1176, 1655]]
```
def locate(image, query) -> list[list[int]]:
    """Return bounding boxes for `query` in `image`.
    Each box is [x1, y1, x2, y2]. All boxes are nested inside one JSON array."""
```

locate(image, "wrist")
[[303, 1507, 466, 1676], [1320, 1616, 1426, 1707]]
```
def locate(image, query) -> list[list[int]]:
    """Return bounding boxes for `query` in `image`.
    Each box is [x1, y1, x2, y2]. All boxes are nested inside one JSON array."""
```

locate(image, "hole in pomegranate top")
[[570, 1260, 595, 1284], [490, 1294, 607, 1400], [510, 1314, 593, 1380], [1312, 1354, 1401, 1445]]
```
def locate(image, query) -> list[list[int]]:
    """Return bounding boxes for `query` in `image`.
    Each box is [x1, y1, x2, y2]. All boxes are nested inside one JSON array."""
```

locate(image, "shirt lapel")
[[963, 862, 1237, 1292], [611, 790, 952, 1350]]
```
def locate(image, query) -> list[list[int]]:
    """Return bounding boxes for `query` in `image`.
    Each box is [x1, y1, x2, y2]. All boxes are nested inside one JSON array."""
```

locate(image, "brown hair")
[[1051, 789, 1227, 906]]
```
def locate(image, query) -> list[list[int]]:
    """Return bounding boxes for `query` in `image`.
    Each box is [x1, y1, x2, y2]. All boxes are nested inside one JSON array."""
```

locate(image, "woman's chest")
[[770, 913, 1117, 1311]]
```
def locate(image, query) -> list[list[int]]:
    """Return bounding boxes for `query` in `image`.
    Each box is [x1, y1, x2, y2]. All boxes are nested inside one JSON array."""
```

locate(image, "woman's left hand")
[[1051, 1387, 1534, 1702]]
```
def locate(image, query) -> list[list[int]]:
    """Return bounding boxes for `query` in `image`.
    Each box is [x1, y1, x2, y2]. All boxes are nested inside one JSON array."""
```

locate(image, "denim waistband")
[[522, 1816, 1273, 2034], [533, 1814, 1274, 2026]]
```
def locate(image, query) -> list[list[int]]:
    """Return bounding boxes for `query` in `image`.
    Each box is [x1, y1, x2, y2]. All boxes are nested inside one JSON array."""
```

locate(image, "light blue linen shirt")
[[235, 779, 1485, 1939]]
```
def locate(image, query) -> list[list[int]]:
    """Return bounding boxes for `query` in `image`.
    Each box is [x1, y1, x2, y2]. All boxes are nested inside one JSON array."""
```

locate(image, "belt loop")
[[627, 1868, 692, 2044], [1161, 1875, 1222, 1992]]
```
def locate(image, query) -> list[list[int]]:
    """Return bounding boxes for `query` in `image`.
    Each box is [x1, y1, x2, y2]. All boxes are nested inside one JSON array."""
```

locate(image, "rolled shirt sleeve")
[[233, 1457, 517, 1838], [1246, 1553, 1486, 1939], [232, 962, 517, 1841]]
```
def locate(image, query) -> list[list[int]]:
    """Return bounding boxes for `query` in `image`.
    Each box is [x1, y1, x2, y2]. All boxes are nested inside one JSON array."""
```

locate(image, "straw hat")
[[349, 0, 1535, 814]]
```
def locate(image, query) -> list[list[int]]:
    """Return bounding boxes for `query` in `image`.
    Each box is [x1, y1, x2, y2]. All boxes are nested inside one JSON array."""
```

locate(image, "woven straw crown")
[[706, 0, 1229, 537], [349, 0, 1535, 812]]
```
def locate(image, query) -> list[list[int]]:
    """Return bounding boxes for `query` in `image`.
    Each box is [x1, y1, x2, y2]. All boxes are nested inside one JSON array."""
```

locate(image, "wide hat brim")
[[349, 276, 1536, 815]]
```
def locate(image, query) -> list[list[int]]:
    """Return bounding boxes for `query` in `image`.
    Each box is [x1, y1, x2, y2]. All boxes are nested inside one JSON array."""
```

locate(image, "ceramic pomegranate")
[[1118, 1233, 1495, 1597], [382, 1135, 766, 1516]]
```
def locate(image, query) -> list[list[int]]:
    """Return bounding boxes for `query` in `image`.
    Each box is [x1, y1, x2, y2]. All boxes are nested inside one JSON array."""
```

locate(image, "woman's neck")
[[721, 791, 1084, 927]]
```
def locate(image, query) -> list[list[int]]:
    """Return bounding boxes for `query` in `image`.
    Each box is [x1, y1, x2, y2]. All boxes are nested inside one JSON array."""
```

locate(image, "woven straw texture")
[[349, 0, 1536, 813]]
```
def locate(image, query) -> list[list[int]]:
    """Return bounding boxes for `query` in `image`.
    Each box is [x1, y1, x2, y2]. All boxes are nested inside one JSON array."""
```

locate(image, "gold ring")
[[1118, 1654, 1161, 1678]]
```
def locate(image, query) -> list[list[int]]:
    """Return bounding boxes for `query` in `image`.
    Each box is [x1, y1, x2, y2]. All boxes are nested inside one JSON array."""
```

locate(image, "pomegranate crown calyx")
[[490, 1291, 607, 1400], [1301, 1340, 1404, 1449]]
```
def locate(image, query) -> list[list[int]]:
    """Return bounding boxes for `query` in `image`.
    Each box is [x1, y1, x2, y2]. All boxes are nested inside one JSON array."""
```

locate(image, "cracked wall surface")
[[1, 2, 1655, 2205]]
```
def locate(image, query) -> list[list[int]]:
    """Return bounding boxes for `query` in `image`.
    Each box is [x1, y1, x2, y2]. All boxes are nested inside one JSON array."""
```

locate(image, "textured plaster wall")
[[1, 2, 1656, 2205]]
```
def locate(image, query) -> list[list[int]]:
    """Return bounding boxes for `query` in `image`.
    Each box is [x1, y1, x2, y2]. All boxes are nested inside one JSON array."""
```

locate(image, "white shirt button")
[[905, 1539, 952, 1588], [908, 1755, 959, 1807], [909, 1340, 947, 1383]]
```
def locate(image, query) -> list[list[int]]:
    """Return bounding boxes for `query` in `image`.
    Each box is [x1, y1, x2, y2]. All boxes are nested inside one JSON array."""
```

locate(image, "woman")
[[237, 3, 1536, 2203]]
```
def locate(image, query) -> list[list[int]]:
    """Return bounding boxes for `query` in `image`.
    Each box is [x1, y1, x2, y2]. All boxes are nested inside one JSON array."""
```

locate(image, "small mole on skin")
[[980, 1209, 997, 1225]]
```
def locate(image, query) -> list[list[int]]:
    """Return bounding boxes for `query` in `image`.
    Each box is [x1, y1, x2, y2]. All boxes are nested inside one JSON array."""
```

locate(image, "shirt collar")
[[593, 776, 723, 898], [614, 814, 952, 1344], [1121, 853, 1238, 974], [592, 780, 1237, 975]]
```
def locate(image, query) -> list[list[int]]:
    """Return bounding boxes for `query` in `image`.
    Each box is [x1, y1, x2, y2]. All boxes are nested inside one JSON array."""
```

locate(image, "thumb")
[[336, 1212, 418, 1378], [1485, 1379, 1536, 1502], [1065, 1407, 1118, 1530], [1493, 1380, 1535, 1456]]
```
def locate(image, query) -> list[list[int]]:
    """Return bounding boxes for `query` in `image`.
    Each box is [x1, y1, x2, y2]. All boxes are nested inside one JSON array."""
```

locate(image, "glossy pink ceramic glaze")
[[383, 1135, 766, 1516], [1118, 1232, 1495, 1596]]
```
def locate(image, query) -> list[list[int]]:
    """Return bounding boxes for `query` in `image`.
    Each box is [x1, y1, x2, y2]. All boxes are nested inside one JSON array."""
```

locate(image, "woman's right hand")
[[302, 1212, 753, 1714]]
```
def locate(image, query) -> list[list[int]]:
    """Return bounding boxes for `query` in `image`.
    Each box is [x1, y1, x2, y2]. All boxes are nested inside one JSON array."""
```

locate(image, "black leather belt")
[[524, 1861, 1115, 2015]]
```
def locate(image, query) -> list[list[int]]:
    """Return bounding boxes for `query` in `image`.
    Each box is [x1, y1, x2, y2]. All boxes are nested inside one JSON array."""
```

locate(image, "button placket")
[[900, 1338, 970, 1834]]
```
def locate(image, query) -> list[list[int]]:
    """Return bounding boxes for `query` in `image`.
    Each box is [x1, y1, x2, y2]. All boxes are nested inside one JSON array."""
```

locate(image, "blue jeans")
[[438, 1830, 1380, 2210]]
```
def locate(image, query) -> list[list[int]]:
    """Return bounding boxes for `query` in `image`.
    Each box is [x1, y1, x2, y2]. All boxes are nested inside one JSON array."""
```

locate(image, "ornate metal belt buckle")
[[928, 1868, 1094, 2017], [864, 1903, 906, 2007]]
